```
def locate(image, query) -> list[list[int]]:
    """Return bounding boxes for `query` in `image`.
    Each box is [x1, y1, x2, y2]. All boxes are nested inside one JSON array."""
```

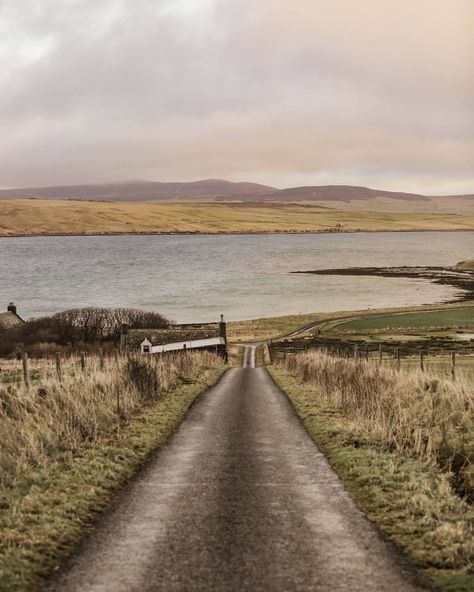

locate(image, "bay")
[[0, 232, 471, 323]]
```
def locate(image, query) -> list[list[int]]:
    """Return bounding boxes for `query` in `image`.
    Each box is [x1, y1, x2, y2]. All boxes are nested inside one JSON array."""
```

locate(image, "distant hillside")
[[0, 179, 277, 202], [240, 185, 431, 202], [0, 181, 472, 213]]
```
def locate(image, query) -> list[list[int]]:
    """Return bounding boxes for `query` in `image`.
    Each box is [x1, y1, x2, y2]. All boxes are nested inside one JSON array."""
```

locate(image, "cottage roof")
[[0, 311, 24, 331], [126, 323, 221, 348]]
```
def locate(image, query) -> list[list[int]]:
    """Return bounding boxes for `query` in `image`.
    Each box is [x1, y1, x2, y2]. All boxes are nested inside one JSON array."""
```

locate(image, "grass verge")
[[0, 366, 224, 592], [269, 365, 474, 592], [227, 343, 244, 367]]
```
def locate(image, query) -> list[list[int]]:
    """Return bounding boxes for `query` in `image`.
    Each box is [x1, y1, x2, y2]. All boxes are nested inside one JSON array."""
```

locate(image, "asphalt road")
[[44, 346, 425, 592]]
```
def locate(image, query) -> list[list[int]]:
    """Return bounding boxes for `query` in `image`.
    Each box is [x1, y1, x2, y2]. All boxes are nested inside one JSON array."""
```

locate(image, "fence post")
[[264, 342, 272, 365], [80, 351, 86, 372], [378, 343, 382, 364], [22, 351, 30, 389], [55, 352, 62, 383], [114, 349, 119, 365], [98, 348, 105, 370], [451, 351, 456, 382], [419, 350, 424, 372], [353, 344, 358, 359], [396, 347, 400, 372], [120, 323, 128, 354]]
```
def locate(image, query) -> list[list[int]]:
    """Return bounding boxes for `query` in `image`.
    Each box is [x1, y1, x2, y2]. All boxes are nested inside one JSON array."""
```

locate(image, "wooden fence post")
[[451, 351, 456, 382], [120, 323, 128, 354], [379, 343, 382, 364], [55, 352, 62, 383], [353, 344, 358, 359], [419, 350, 424, 372], [396, 348, 400, 372], [22, 351, 30, 389], [80, 352, 85, 372], [98, 348, 105, 370], [264, 342, 272, 365]]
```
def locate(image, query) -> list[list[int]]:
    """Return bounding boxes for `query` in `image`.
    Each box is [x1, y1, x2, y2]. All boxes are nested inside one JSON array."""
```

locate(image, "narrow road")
[[44, 347, 425, 592]]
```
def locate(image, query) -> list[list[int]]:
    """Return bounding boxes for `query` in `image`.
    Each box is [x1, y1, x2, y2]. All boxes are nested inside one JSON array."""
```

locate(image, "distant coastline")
[[293, 264, 474, 303], [1, 228, 474, 239]]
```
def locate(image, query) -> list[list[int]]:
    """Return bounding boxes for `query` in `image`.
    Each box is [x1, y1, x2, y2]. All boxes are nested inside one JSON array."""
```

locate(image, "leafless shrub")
[[0, 307, 170, 356], [123, 355, 161, 400]]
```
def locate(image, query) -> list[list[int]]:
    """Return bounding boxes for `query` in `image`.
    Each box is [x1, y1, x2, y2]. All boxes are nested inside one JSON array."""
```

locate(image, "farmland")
[[332, 307, 474, 331], [227, 302, 474, 342]]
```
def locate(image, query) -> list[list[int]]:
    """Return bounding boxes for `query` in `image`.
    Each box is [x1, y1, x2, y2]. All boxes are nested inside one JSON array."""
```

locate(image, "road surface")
[[44, 346, 424, 592]]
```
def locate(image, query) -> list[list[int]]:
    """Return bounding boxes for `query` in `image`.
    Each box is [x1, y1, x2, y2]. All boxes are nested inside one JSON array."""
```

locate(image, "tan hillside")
[[0, 199, 473, 236]]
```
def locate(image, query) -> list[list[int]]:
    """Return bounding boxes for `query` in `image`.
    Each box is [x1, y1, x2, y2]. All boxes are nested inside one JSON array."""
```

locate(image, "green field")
[[333, 307, 474, 332]]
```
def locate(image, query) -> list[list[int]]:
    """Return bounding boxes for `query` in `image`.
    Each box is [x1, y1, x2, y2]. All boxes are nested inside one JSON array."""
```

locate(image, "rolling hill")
[[0, 180, 472, 214], [0, 179, 277, 202]]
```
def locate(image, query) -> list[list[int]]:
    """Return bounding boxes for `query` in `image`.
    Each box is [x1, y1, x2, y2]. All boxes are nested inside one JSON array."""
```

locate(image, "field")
[[227, 302, 474, 342], [333, 308, 474, 332], [1, 199, 473, 236]]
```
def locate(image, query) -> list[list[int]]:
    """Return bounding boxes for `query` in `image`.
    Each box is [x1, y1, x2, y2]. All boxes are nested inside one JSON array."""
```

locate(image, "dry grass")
[[282, 350, 473, 499], [0, 351, 222, 488], [0, 352, 224, 591], [1, 199, 473, 236], [271, 354, 474, 589]]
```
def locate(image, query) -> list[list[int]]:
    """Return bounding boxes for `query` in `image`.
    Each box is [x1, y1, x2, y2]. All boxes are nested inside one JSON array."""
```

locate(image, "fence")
[[269, 339, 474, 383], [0, 349, 122, 389]]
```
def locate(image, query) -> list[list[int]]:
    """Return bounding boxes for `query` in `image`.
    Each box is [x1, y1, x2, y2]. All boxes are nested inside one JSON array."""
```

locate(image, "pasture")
[[332, 307, 474, 332]]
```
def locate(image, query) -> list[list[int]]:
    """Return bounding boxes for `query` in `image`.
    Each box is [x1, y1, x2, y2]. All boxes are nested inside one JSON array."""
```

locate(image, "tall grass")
[[282, 350, 474, 500], [0, 352, 222, 487]]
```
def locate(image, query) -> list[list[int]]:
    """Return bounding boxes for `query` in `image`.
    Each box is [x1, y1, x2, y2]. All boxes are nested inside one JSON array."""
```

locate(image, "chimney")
[[219, 314, 227, 340], [7, 302, 17, 315]]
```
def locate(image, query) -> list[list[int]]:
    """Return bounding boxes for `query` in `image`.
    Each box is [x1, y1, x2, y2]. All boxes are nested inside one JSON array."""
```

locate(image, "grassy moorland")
[[1, 199, 473, 236], [270, 352, 474, 592], [0, 352, 224, 592]]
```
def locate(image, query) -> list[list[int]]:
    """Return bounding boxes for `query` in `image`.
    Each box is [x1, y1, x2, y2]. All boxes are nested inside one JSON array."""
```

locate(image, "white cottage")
[[125, 317, 228, 359]]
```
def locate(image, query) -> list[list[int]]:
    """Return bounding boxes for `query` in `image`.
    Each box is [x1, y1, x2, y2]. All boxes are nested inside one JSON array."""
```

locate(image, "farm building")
[[125, 316, 228, 359], [0, 302, 24, 331]]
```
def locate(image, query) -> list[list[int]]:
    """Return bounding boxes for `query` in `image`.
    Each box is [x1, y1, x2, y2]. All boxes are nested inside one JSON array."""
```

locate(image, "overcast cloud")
[[0, 0, 473, 193]]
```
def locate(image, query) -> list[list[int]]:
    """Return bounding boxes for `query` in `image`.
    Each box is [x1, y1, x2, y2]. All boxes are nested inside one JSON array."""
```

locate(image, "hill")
[[0, 179, 276, 202], [0, 181, 472, 214], [0, 199, 473, 237], [223, 184, 431, 202]]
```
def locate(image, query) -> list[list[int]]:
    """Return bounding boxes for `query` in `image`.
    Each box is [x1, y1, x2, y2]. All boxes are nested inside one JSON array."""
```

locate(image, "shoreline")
[[1, 228, 473, 239], [293, 265, 474, 303]]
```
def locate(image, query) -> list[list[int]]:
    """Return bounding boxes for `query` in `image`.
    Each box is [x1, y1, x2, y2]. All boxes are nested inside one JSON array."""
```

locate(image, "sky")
[[0, 0, 473, 194]]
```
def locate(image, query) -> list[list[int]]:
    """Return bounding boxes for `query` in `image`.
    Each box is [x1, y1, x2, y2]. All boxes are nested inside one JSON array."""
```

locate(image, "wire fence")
[[269, 340, 474, 384]]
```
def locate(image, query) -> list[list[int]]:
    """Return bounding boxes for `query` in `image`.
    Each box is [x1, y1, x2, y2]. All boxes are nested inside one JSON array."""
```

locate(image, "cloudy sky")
[[1, 0, 473, 194]]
